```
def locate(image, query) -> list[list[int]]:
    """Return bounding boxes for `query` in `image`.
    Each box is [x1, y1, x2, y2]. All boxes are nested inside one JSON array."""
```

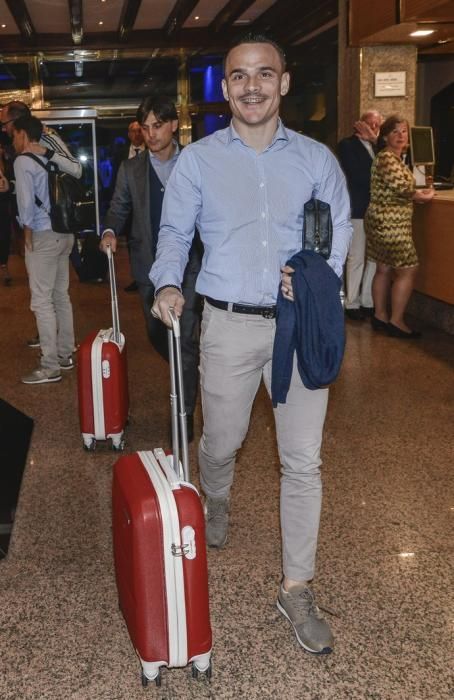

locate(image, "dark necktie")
[[134, 148, 140, 157]]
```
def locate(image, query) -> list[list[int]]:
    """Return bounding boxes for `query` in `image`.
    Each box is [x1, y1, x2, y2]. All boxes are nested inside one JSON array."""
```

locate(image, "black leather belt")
[[205, 296, 276, 319]]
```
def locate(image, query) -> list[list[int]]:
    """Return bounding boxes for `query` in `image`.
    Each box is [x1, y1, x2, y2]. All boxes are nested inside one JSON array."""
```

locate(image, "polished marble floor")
[[0, 250, 453, 700]]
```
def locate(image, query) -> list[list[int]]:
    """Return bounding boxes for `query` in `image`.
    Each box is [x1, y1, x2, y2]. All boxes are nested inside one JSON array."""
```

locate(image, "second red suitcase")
[[112, 310, 212, 686], [77, 244, 129, 451]]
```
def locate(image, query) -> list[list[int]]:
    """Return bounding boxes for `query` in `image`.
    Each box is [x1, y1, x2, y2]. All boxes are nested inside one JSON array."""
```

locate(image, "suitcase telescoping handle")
[[167, 308, 190, 482], [106, 244, 121, 345]]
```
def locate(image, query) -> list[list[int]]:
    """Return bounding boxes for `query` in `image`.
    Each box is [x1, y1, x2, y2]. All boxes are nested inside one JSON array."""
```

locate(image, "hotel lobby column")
[[337, 0, 417, 140], [177, 50, 192, 145]]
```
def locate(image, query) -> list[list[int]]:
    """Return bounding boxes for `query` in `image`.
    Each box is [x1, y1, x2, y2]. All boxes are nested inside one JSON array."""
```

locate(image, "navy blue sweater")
[[271, 250, 345, 405]]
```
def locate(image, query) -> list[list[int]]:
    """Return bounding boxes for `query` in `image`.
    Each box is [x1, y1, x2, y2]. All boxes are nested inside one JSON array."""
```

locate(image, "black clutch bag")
[[302, 198, 332, 259]]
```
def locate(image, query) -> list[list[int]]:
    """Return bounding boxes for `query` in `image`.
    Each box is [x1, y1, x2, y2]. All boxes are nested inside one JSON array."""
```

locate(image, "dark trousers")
[[138, 273, 200, 415], [0, 204, 12, 265]]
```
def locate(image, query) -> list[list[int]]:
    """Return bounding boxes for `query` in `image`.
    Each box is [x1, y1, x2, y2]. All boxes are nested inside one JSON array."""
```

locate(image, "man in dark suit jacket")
[[100, 96, 202, 440], [337, 110, 382, 320]]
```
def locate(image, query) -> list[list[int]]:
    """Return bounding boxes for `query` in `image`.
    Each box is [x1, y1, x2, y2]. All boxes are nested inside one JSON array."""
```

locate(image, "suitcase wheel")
[[192, 661, 212, 681], [83, 437, 96, 451], [111, 437, 125, 452], [141, 670, 161, 687]]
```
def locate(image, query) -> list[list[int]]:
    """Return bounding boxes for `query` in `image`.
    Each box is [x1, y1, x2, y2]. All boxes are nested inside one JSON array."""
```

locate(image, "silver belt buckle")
[[261, 307, 275, 319]]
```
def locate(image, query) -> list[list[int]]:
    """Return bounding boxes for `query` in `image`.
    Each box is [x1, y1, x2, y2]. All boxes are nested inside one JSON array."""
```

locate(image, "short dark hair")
[[223, 32, 287, 75], [377, 114, 409, 150], [13, 115, 43, 142], [4, 100, 31, 121], [136, 96, 178, 125]]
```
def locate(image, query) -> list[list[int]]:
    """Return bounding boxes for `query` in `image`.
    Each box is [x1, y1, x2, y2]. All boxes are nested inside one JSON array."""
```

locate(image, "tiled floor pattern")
[[0, 251, 453, 699]]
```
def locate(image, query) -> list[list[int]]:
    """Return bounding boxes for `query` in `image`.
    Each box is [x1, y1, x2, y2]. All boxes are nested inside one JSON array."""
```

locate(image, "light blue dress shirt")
[[14, 153, 52, 232], [150, 121, 352, 305]]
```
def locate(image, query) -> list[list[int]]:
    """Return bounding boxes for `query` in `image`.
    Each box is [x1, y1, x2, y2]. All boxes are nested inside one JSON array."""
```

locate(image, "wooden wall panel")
[[401, 0, 454, 22], [349, 0, 397, 46]]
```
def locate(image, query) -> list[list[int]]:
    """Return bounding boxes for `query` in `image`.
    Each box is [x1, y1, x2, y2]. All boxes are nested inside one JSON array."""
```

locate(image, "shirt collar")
[[148, 140, 180, 163], [223, 119, 290, 149], [359, 138, 374, 155]]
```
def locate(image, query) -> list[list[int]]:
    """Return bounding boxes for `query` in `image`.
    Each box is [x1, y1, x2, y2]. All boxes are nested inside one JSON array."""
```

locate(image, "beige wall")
[[360, 45, 417, 125]]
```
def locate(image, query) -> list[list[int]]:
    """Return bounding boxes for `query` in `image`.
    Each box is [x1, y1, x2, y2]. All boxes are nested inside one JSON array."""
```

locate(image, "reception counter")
[[412, 190, 454, 305]]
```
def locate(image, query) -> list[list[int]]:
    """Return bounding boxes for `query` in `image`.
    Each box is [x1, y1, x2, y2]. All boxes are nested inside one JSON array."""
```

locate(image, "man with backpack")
[[2, 100, 83, 348], [12, 116, 75, 384], [1, 100, 82, 179]]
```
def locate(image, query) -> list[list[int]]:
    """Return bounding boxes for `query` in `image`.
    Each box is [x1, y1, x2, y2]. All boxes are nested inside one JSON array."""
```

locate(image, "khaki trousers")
[[345, 218, 376, 309], [198, 302, 329, 582]]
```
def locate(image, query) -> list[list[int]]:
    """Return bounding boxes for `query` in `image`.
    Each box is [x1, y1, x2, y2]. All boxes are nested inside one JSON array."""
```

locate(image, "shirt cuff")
[[154, 284, 182, 298]]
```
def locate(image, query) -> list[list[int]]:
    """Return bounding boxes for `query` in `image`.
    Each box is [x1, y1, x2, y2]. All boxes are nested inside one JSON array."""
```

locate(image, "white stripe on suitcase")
[[139, 451, 188, 668], [91, 330, 108, 440]]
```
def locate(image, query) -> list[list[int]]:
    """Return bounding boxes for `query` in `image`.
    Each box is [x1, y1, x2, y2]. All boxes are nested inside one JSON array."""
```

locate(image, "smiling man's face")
[[222, 42, 290, 130]]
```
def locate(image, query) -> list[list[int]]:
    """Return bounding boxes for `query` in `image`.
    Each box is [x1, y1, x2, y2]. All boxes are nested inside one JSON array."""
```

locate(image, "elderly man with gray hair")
[[338, 110, 383, 320]]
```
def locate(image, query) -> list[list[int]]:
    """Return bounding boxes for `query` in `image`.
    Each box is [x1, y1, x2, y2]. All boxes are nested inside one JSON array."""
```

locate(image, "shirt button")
[[259, 182, 265, 188], [262, 241, 267, 247], [261, 212, 266, 219]]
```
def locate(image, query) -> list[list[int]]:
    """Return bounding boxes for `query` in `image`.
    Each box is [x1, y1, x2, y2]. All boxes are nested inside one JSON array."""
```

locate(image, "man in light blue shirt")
[[13, 116, 75, 384], [151, 34, 352, 655]]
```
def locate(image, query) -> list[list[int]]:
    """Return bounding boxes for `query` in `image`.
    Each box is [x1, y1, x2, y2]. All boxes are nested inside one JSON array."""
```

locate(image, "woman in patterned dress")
[[365, 115, 434, 338]]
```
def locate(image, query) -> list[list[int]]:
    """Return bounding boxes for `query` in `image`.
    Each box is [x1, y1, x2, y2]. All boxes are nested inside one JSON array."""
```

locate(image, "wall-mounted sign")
[[374, 71, 406, 97]]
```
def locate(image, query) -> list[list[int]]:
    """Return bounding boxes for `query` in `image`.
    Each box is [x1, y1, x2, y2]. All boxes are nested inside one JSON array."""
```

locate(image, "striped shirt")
[[150, 121, 352, 305], [40, 128, 82, 179]]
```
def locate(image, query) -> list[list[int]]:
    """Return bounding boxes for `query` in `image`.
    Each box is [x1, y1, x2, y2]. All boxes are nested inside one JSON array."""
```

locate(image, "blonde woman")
[[365, 115, 434, 338]]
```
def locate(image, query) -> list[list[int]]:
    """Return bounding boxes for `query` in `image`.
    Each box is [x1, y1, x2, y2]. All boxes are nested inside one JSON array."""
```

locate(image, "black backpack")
[[20, 153, 95, 234]]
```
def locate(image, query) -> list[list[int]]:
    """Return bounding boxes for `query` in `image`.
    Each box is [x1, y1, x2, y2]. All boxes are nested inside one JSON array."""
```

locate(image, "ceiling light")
[[410, 29, 435, 37], [98, 21, 103, 25], [1, 24, 6, 28], [194, 16, 199, 20]]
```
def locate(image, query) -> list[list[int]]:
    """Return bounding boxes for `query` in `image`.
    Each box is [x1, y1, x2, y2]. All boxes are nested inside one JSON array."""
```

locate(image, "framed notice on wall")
[[374, 71, 406, 97]]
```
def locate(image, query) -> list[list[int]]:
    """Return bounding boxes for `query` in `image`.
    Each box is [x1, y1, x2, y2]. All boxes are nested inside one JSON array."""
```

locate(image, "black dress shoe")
[[387, 323, 422, 339], [124, 281, 139, 292], [360, 306, 374, 318], [371, 316, 389, 332], [345, 308, 364, 321]]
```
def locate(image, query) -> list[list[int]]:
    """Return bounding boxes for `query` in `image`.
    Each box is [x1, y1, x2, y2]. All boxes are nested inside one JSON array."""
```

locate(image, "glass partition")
[[33, 111, 99, 234]]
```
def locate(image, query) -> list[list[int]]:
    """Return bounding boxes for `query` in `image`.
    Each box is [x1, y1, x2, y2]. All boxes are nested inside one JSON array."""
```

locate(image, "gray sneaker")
[[277, 584, 334, 654], [59, 356, 74, 370], [21, 367, 62, 384], [205, 497, 229, 548]]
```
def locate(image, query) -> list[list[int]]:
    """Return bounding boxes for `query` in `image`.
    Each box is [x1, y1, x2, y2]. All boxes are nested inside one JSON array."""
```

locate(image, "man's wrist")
[[154, 284, 182, 298]]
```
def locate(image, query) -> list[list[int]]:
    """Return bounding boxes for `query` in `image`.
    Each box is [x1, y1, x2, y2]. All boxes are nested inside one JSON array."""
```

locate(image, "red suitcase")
[[112, 310, 212, 687], [77, 245, 128, 451]]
